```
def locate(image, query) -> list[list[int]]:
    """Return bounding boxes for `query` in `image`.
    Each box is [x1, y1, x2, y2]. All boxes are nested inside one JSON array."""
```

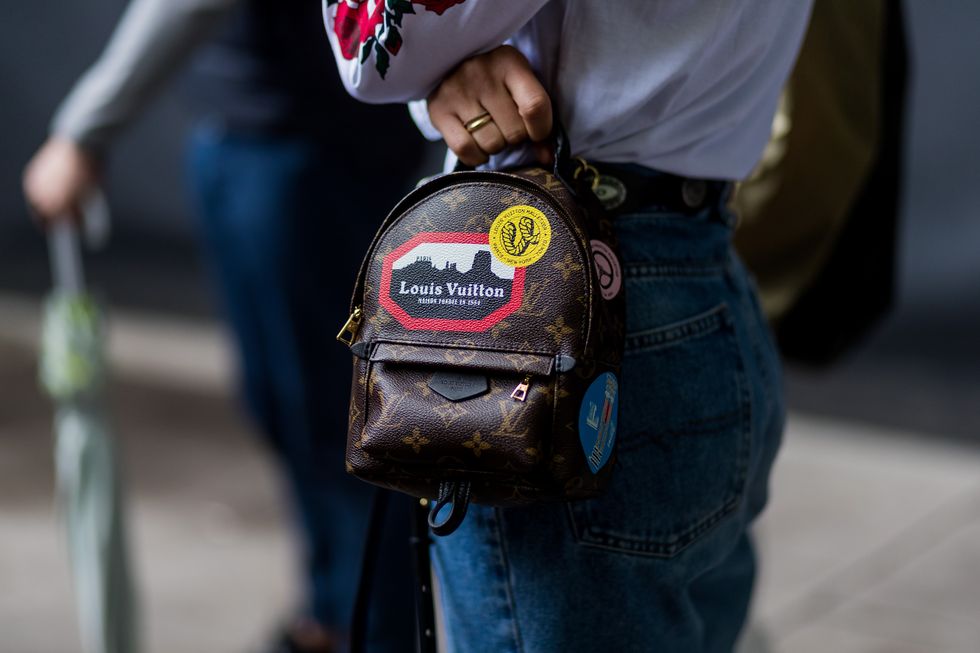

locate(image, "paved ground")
[[746, 417, 980, 653], [0, 300, 293, 653], [1, 296, 979, 653]]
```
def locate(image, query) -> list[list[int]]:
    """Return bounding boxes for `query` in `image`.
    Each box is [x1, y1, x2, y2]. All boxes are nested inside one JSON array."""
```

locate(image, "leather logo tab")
[[428, 371, 489, 402]]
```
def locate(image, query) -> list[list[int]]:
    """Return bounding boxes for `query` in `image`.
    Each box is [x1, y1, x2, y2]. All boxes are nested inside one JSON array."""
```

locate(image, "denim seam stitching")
[[617, 409, 741, 455], [624, 304, 728, 352], [625, 263, 726, 278], [724, 261, 754, 525], [732, 340, 753, 521], [572, 492, 741, 557], [491, 507, 526, 653]]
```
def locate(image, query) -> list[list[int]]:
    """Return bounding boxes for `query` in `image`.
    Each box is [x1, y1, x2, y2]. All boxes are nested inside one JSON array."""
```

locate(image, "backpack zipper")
[[336, 305, 363, 346], [510, 374, 532, 402]]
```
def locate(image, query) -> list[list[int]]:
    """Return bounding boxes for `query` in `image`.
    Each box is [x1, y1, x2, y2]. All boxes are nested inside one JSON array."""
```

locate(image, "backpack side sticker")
[[590, 240, 622, 300], [489, 205, 552, 268], [578, 372, 618, 473]]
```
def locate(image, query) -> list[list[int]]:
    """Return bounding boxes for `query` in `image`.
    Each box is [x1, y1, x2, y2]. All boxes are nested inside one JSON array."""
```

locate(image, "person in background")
[[735, 0, 907, 365], [322, 2, 811, 651], [22, 1, 421, 651]]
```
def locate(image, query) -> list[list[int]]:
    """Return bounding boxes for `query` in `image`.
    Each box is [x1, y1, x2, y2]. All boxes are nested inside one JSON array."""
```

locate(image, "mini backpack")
[[337, 135, 625, 535]]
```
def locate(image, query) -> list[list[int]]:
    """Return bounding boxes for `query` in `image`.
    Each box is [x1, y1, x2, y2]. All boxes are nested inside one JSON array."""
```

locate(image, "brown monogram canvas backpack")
[[337, 144, 625, 535]]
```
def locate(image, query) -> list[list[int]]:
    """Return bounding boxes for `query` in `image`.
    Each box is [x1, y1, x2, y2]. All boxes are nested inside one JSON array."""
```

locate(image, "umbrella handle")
[[47, 189, 112, 294], [49, 222, 85, 294]]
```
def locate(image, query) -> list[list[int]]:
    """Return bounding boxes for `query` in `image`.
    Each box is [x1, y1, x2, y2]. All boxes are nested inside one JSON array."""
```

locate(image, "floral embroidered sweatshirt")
[[322, 0, 814, 180]]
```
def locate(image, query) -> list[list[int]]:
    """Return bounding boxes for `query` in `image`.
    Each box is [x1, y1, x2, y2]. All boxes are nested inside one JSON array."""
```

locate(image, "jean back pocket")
[[568, 303, 751, 557]]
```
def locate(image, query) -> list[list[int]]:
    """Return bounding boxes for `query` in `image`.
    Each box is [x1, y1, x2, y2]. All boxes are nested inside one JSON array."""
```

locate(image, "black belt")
[[579, 161, 730, 216]]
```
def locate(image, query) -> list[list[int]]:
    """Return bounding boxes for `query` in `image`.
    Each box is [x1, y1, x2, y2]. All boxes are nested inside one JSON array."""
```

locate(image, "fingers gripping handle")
[[47, 190, 111, 294], [453, 116, 577, 186], [48, 222, 85, 294]]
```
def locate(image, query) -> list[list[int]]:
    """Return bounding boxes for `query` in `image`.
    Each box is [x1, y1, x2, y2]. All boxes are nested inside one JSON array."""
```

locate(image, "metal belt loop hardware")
[[573, 156, 602, 193]]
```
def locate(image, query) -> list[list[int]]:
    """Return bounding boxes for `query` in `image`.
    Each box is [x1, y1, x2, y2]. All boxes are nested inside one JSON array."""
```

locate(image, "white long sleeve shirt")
[[323, 0, 813, 180]]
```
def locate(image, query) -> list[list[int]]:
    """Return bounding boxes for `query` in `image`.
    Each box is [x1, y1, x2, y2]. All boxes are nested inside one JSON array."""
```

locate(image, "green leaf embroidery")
[[385, 25, 402, 53], [374, 41, 390, 78], [392, 0, 414, 14], [360, 37, 375, 64]]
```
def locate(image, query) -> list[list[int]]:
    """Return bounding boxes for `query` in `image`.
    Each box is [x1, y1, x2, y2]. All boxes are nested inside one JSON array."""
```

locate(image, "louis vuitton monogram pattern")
[[552, 252, 584, 281], [402, 428, 430, 453], [343, 166, 625, 505], [462, 432, 491, 457], [355, 174, 590, 353], [359, 361, 550, 475]]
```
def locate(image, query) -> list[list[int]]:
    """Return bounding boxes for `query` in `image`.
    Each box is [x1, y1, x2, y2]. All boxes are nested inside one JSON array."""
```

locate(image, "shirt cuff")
[[408, 100, 443, 142]]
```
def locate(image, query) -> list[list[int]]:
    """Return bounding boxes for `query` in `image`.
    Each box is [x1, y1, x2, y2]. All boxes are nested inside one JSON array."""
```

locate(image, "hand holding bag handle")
[[453, 117, 583, 194]]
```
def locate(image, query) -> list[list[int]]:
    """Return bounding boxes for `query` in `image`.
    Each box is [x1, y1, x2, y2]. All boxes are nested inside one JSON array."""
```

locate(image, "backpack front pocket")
[[357, 343, 558, 476]]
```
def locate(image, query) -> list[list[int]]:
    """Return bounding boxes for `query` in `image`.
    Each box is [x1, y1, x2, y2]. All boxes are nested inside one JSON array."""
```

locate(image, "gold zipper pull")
[[510, 374, 532, 402], [336, 306, 363, 346]]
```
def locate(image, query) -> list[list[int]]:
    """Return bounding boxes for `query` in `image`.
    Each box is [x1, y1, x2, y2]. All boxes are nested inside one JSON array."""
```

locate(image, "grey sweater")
[[53, 0, 237, 153]]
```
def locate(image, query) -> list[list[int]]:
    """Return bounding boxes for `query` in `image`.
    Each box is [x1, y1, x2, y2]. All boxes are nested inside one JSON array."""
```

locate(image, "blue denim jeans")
[[432, 182, 784, 652], [186, 124, 416, 651]]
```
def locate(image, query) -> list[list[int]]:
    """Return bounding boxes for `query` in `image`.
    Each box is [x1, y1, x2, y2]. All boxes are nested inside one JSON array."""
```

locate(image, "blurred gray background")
[[1, 2, 978, 652], [2, 0, 977, 435]]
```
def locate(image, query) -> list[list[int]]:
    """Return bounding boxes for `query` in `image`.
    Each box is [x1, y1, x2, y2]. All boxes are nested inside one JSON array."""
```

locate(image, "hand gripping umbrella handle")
[[48, 222, 85, 294], [47, 190, 112, 294]]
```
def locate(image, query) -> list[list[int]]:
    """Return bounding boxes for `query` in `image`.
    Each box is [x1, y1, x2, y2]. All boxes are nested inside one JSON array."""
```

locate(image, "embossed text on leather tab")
[[427, 371, 490, 402]]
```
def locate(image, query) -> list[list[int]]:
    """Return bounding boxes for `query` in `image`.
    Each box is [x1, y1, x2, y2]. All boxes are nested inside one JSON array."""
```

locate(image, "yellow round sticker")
[[488, 205, 552, 268]]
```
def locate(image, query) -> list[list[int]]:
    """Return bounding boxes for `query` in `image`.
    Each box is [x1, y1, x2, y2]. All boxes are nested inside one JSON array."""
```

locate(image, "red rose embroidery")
[[328, 0, 467, 76], [413, 0, 466, 15], [333, 0, 386, 60]]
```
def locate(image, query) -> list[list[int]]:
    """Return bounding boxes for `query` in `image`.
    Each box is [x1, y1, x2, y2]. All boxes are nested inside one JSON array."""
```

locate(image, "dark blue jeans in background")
[[187, 123, 415, 652]]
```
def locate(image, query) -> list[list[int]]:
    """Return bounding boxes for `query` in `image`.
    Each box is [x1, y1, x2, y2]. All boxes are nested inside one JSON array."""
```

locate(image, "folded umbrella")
[[40, 206, 139, 653]]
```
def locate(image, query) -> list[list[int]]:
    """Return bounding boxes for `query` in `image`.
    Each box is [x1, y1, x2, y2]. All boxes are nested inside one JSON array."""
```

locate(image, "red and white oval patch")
[[380, 232, 525, 332]]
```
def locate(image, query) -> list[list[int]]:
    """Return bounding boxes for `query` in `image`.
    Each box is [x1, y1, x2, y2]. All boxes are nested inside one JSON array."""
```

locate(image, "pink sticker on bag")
[[590, 240, 622, 300]]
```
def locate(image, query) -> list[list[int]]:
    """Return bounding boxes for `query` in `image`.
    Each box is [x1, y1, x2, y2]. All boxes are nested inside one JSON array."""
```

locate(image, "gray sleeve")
[[51, 0, 239, 155]]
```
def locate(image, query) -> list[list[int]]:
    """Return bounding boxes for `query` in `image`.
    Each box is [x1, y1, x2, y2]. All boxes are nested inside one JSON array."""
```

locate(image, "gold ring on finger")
[[464, 112, 494, 133]]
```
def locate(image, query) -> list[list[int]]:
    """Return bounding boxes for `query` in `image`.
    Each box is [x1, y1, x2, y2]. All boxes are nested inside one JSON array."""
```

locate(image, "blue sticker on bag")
[[578, 372, 618, 473]]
